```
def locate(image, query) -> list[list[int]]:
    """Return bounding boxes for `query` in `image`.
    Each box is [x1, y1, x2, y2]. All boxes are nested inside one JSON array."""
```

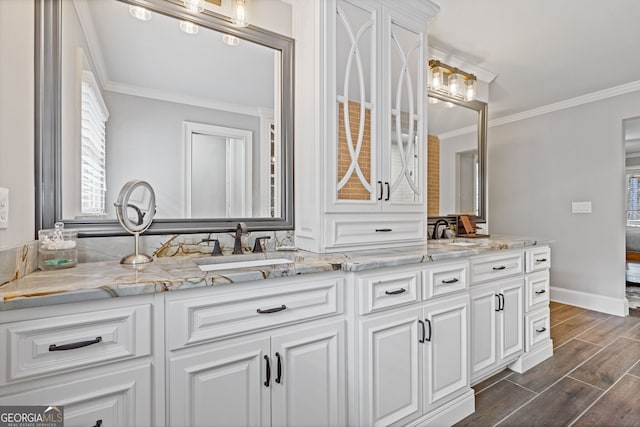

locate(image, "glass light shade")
[[129, 6, 151, 21], [428, 97, 440, 104], [448, 73, 462, 97], [430, 66, 443, 91], [184, 0, 205, 13], [445, 101, 456, 109], [180, 21, 199, 34], [464, 79, 477, 101], [232, 0, 249, 27], [222, 34, 240, 46]]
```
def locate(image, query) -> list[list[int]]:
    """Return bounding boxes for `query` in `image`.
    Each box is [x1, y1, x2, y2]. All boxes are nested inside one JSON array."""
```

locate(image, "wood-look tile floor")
[[455, 302, 640, 427]]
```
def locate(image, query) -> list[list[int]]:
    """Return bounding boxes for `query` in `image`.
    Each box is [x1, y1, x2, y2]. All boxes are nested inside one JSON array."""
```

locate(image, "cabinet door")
[[359, 307, 423, 427], [271, 321, 346, 427], [0, 364, 152, 427], [381, 7, 425, 212], [331, 0, 379, 210], [169, 337, 270, 427], [498, 279, 524, 362], [469, 284, 497, 376], [422, 295, 469, 410]]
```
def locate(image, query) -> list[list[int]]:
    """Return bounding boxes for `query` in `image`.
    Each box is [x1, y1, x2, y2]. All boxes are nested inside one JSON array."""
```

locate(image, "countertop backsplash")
[[0, 230, 295, 285]]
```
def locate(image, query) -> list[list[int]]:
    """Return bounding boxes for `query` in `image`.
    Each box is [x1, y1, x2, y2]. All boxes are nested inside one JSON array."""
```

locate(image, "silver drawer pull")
[[535, 258, 547, 263], [385, 288, 407, 295], [492, 266, 506, 271], [257, 305, 287, 314], [441, 278, 459, 284], [535, 289, 546, 295], [536, 327, 547, 333], [375, 228, 392, 232]]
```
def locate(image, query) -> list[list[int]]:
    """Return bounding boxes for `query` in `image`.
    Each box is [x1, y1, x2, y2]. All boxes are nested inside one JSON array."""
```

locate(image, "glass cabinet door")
[[335, 0, 378, 204], [385, 14, 424, 208]]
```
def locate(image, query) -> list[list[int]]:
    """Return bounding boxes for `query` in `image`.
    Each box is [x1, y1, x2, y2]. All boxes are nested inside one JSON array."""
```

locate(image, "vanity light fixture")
[[232, 0, 249, 27], [222, 34, 240, 46], [183, 0, 205, 13], [428, 59, 477, 101], [129, 5, 151, 21], [180, 20, 199, 34]]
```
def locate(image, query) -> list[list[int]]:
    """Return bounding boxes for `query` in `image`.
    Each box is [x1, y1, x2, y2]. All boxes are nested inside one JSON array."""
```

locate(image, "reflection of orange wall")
[[337, 101, 371, 200], [427, 135, 440, 216]]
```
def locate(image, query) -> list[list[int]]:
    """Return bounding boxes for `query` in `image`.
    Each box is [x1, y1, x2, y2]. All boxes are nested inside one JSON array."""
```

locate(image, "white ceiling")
[[428, 0, 640, 121]]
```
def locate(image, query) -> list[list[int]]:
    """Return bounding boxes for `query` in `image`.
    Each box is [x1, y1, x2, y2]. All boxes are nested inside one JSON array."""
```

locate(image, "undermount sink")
[[195, 254, 295, 272]]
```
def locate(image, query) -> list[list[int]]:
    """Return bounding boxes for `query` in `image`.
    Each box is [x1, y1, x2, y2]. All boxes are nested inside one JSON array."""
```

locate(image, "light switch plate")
[[572, 201, 592, 214], [0, 187, 8, 229]]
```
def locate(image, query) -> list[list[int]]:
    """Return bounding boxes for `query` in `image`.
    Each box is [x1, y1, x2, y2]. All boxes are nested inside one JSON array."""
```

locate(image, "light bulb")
[[183, 0, 204, 13], [222, 34, 240, 46], [445, 102, 456, 109], [129, 5, 151, 21], [430, 66, 443, 91], [464, 79, 477, 101], [428, 97, 439, 104], [180, 21, 199, 34], [448, 73, 462, 97], [232, 0, 249, 27]]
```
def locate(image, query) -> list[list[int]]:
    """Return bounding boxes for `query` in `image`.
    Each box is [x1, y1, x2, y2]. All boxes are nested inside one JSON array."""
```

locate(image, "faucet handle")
[[252, 236, 270, 253], [201, 238, 222, 256]]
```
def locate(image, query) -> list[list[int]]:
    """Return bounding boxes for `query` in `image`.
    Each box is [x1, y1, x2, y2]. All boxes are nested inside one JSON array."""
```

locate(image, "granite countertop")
[[0, 236, 550, 311]]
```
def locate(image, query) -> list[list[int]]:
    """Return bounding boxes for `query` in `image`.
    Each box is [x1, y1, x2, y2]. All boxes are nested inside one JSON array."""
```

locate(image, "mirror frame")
[[427, 89, 488, 224], [35, 0, 294, 237]]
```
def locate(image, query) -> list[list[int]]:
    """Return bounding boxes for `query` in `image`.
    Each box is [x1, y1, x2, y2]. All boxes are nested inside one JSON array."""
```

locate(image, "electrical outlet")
[[571, 201, 592, 214], [0, 187, 8, 229]]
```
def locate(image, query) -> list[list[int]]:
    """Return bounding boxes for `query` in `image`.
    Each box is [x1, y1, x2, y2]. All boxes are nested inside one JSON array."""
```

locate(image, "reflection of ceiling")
[[79, 0, 275, 113], [427, 99, 477, 138]]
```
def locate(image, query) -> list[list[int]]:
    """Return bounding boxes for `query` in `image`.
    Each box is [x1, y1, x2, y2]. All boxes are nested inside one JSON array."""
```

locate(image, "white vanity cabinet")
[[511, 246, 553, 373], [165, 274, 347, 427], [469, 251, 525, 382], [294, 0, 439, 252], [355, 265, 473, 427], [0, 295, 159, 427]]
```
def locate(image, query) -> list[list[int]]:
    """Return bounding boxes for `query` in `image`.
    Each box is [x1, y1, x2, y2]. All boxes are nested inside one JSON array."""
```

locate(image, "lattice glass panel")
[[389, 22, 422, 203], [335, 0, 376, 200]]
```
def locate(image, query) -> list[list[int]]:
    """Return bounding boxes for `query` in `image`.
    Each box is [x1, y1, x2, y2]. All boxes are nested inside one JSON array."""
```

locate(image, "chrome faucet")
[[431, 219, 450, 240], [233, 222, 248, 254]]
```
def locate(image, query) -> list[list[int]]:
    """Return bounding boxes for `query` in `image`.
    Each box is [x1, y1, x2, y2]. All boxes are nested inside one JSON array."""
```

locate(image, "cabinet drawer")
[[471, 251, 523, 284], [525, 309, 550, 351], [0, 304, 151, 384], [0, 364, 152, 427], [167, 277, 343, 349], [525, 246, 551, 273], [358, 268, 420, 314], [525, 270, 550, 311], [325, 215, 426, 248], [422, 261, 468, 299]]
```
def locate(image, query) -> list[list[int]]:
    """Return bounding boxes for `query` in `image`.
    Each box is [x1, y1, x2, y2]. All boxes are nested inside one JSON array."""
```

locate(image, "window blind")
[[80, 70, 109, 216]]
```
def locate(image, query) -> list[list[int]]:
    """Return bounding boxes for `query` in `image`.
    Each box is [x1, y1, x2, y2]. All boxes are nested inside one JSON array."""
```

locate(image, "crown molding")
[[428, 47, 497, 84], [103, 80, 262, 117], [72, 0, 110, 88], [489, 80, 640, 129]]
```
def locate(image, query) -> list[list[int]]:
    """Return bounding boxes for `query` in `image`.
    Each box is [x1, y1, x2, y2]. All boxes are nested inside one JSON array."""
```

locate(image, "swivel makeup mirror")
[[114, 180, 156, 265]]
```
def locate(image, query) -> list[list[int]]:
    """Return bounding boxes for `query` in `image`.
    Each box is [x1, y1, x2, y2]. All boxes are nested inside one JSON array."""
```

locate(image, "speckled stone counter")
[[0, 236, 551, 311]]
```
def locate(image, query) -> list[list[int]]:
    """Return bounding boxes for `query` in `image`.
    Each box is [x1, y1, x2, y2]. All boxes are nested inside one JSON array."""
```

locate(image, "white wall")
[[0, 0, 34, 249], [489, 90, 640, 315], [103, 91, 261, 218]]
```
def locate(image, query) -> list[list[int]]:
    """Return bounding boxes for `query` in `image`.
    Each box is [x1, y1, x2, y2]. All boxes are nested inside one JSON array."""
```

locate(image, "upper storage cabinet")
[[294, 0, 439, 252]]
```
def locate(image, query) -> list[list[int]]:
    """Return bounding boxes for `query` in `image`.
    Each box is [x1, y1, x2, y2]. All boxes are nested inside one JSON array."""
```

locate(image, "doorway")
[[623, 116, 640, 312]]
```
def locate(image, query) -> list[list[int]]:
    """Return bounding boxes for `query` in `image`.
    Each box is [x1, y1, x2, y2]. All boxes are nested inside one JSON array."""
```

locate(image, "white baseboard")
[[406, 389, 475, 427], [509, 340, 553, 373], [551, 286, 629, 316]]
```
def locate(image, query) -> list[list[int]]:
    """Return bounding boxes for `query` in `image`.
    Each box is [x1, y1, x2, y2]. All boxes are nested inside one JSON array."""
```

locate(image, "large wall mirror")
[[36, 0, 294, 236], [427, 90, 487, 223]]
